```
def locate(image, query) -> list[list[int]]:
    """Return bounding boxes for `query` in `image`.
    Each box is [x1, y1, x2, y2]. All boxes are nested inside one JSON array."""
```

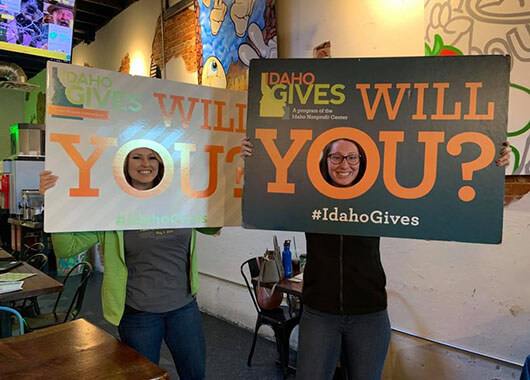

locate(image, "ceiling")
[[0, 0, 139, 79]]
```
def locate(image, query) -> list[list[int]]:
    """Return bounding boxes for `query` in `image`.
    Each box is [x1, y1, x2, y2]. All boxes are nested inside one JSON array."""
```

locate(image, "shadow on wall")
[[385, 289, 446, 379], [384, 332, 522, 380], [384, 334, 449, 380]]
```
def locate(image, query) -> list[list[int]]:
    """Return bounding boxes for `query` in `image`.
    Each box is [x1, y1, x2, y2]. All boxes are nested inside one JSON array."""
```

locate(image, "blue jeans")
[[118, 299, 206, 380], [296, 306, 391, 380]]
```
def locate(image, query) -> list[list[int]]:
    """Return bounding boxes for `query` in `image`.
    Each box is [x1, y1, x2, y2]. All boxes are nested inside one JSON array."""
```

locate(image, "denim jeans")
[[118, 299, 206, 380], [296, 306, 391, 380]]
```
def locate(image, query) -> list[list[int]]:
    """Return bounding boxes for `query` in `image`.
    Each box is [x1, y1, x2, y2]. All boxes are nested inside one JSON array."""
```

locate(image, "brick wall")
[[195, 0, 203, 84], [505, 175, 530, 205], [152, 8, 197, 73], [118, 53, 130, 73]]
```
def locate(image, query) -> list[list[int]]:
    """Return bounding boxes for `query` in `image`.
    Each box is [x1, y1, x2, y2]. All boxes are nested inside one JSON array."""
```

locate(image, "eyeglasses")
[[327, 153, 362, 165]]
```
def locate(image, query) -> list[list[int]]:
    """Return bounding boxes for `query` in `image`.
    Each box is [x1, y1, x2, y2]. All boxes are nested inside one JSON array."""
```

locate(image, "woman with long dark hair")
[[40, 147, 219, 380]]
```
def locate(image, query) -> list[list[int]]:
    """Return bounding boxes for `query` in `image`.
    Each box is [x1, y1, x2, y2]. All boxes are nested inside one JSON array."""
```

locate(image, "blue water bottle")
[[282, 240, 292, 277]]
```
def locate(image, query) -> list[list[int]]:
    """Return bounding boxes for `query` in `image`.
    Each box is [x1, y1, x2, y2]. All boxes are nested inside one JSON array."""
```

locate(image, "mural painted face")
[[327, 140, 360, 187], [202, 56, 227, 88], [127, 148, 160, 190]]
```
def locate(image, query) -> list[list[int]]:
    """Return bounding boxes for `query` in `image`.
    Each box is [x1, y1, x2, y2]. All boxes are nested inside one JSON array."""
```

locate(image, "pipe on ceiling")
[[0, 62, 28, 83]]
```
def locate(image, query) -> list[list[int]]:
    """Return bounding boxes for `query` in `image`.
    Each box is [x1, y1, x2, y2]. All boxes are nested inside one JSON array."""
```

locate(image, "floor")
[[33, 270, 297, 380]]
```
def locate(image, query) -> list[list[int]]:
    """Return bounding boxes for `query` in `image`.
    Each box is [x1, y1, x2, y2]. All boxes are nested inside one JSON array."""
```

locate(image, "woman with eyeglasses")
[[241, 136, 511, 380], [297, 138, 389, 380]]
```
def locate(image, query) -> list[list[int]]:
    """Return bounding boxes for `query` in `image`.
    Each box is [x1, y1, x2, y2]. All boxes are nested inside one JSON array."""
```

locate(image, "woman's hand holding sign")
[[241, 136, 254, 158], [39, 171, 58, 194], [496, 142, 511, 167]]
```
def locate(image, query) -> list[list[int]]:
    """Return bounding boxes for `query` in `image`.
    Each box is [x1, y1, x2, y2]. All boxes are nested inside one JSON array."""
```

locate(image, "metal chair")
[[13, 253, 48, 316], [15, 253, 49, 317], [0, 306, 25, 336], [24, 261, 92, 330], [240, 257, 300, 378], [21, 242, 45, 261], [26, 253, 48, 271]]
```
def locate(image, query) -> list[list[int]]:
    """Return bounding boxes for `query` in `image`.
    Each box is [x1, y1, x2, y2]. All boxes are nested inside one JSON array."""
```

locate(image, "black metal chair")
[[20, 242, 45, 261], [26, 253, 48, 271], [240, 257, 301, 378], [15, 253, 49, 317], [24, 261, 92, 330]]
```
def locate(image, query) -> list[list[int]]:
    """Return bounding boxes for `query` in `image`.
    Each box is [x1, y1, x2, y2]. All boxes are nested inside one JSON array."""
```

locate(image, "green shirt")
[[52, 227, 219, 326]]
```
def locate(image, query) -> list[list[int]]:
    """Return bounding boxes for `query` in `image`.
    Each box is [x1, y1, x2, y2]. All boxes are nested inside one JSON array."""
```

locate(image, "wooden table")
[[0, 318, 170, 380], [0, 259, 64, 337], [276, 277, 303, 297], [253, 276, 303, 297], [0, 248, 13, 260], [0, 261, 63, 303]]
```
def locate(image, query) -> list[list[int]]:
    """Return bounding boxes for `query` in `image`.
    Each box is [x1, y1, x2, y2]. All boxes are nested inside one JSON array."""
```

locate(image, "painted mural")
[[197, 0, 277, 91], [425, 0, 530, 174]]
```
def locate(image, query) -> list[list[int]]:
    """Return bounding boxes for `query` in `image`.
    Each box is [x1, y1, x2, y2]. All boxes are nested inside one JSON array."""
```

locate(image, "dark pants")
[[296, 306, 391, 380], [118, 299, 206, 380]]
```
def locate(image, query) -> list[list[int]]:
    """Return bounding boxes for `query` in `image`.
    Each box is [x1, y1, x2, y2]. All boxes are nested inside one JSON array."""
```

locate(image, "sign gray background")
[[243, 56, 509, 244]]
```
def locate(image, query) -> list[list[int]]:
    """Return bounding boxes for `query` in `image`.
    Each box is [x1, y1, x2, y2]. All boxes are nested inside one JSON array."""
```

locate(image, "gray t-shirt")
[[123, 229, 194, 313]]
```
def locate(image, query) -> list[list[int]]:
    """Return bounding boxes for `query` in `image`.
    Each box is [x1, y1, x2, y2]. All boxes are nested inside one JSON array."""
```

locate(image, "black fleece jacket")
[[302, 233, 387, 315]]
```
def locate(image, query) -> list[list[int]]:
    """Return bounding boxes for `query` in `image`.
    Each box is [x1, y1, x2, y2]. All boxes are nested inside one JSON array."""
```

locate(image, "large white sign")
[[45, 62, 246, 232]]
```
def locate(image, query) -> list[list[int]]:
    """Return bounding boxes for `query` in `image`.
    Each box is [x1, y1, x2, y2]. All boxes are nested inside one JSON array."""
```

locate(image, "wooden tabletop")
[[0, 248, 13, 260], [7, 218, 43, 229], [253, 276, 303, 297], [0, 318, 169, 380], [0, 260, 64, 303]]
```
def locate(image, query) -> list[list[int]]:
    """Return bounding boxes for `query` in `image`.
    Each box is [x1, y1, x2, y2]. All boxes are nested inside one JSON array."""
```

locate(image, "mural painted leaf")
[[433, 34, 443, 56], [425, 42, 433, 56]]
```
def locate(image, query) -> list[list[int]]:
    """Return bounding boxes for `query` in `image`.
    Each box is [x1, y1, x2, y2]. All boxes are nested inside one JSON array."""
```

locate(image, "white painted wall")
[[72, 0, 194, 83], [73, 0, 159, 76], [275, 0, 424, 58], [71, 0, 530, 378], [380, 195, 529, 379]]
